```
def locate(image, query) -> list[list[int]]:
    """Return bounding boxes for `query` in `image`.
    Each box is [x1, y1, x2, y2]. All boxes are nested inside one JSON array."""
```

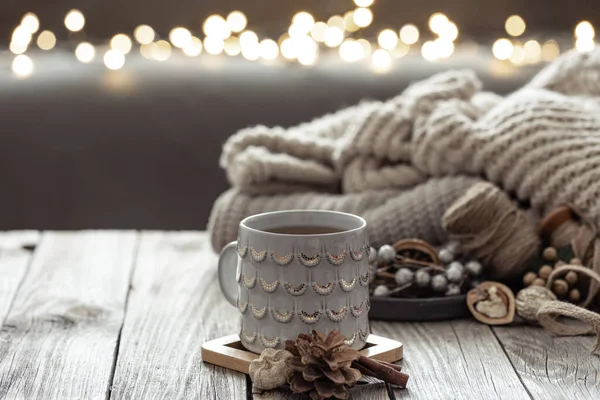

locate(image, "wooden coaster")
[[201, 334, 403, 374]]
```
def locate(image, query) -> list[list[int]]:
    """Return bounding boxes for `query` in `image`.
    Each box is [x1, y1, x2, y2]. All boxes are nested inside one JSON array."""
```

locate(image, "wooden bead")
[[538, 265, 553, 280], [532, 278, 546, 287], [570, 258, 582, 265], [552, 279, 569, 296], [555, 260, 566, 267], [523, 272, 537, 286], [569, 288, 581, 303], [542, 247, 557, 261], [565, 271, 578, 286]]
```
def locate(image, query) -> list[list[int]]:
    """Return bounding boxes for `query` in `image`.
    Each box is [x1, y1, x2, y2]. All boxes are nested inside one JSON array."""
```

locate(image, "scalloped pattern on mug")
[[250, 247, 267, 263], [339, 277, 357, 292], [359, 324, 370, 342], [237, 299, 248, 314], [359, 271, 370, 287], [240, 330, 257, 344], [284, 282, 308, 296], [250, 304, 267, 319], [298, 310, 323, 324], [298, 253, 321, 268], [350, 246, 365, 261], [312, 281, 336, 296], [343, 332, 357, 346], [242, 274, 257, 289], [271, 252, 294, 266], [260, 334, 280, 348], [326, 250, 347, 266], [237, 245, 248, 258], [326, 306, 347, 322], [259, 279, 279, 293], [271, 308, 294, 323], [350, 300, 369, 317]]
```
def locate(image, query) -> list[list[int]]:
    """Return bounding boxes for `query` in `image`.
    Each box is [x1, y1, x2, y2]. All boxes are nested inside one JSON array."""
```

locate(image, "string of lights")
[[5, 0, 597, 79]]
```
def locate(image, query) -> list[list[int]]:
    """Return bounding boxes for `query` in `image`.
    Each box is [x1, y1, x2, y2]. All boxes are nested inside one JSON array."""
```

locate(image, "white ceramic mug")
[[218, 210, 371, 354]]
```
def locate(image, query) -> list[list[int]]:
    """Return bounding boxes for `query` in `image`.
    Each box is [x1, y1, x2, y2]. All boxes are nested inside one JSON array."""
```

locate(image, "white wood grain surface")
[[371, 319, 532, 400], [109, 232, 247, 400], [0, 231, 138, 399], [0, 232, 38, 324], [494, 325, 600, 399]]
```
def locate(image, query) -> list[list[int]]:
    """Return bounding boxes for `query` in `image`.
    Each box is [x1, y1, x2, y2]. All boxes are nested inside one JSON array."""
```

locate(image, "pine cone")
[[285, 330, 362, 400]]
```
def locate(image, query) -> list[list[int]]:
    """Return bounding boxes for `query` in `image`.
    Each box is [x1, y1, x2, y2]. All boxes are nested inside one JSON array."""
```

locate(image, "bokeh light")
[[378, 29, 398, 50], [399, 24, 419, 45], [339, 39, 365, 62], [227, 11, 247, 33], [183, 37, 203, 56], [505, 15, 526, 37], [353, 8, 373, 28], [428, 13, 449, 34], [64, 9, 85, 32], [224, 36, 241, 56], [311, 22, 328, 42], [204, 37, 225, 55], [153, 40, 172, 61], [169, 27, 192, 48], [110, 34, 132, 54], [542, 40, 560, 61], [492, 38, 513, 60], [324, 27, 344, 47], [75, 42, 96, 63], [354, 0, 374, 6], [575, 21, 595, 40], [104, 49, 125, 70], [37, 30, 56, 50], [12, 54, 34, 78], [259, 39, 279, 60], [524, 40, 541, 63], [204, 15, 231, 40], [134, 25, 155, 45], [372, 49, 392, 72], [21, 13, 40, 34]]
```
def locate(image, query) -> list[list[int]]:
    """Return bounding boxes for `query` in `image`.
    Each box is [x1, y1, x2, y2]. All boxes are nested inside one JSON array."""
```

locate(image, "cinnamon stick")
[[352, 356, 409, 388]]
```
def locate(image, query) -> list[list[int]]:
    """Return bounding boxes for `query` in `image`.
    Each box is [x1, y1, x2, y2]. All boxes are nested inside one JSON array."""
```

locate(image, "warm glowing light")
[[429, 13, 449, 34], [390, 42, 409, 58], [327, 15, 345, 30], [204, 15, 231, 40], [343, 11, 359, 32], [183, 37, 203, 56], [509, 44, 525, 64], [153, 40, 172, 61], [439, 22, 458, 41], [505, 15, 526, 37], [354, 0, 374, 6], [281, 38, 297, 59], [576, 38, 595, 53], [353, 8, 373, 28], [37, 30, 56, 50], [492, 38, 514, 60], [542, 40, 560, 61], [21, 13, 40, 34], [169, 27, 192, 48], [372, 49, 392, 72], [224, 36, 241, 55], [241, 41, 260, 61], [259, 39, 279, 60], [12, 26, 32, 46], [339, 39, 364, 62], [10, 42, 27, 55], [311, 22, 328, 42], [575, 21, 595, 40], [204, 37, 224, 55], [358, 38, 372, 56], [399, 24, 419, 45], [292, 12, 315, 34], [324, 27, 344, 47], [140, 43, 153, 59], [134, 25, 155, 45], [378, 29, 399, 50], [434, 38, 454, 58], [110, 34, 132, 54], [421, 40, 439, 61], [240, 30, 259, 48], [296, 36, 318, 65], [104, 49, 125, 70], [12, 54, 34, 78], [524, 40, 541, 63], [75, 42, 95, 63], [227, 11, 247, 33], [64, 9, 85, 32]]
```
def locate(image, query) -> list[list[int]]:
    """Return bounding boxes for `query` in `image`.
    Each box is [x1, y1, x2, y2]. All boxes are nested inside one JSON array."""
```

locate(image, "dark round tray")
[[369, 295, 469, 321]]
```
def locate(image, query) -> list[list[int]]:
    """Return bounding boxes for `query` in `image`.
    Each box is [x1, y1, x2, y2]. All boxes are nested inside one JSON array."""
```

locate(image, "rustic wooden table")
[[0, 231, 598, 399]]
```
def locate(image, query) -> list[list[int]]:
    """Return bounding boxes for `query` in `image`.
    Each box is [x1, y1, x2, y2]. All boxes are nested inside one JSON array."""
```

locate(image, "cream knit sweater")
[[210, 49, 600, 252]]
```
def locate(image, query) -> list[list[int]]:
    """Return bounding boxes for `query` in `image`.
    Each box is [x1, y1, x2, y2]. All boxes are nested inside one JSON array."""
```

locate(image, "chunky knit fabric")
[[210, 49, 600, 252]]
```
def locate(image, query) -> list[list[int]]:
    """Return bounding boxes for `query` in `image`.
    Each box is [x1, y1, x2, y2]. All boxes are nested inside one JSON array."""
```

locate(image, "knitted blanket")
[[209, 49, 600, 252]]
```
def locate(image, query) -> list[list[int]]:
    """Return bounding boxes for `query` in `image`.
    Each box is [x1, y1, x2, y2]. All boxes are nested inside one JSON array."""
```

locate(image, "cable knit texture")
[[209, 49, 600, 252]]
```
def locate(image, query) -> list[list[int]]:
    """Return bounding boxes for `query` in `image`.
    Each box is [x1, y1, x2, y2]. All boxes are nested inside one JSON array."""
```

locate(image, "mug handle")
[[218, 241, 238, 306]]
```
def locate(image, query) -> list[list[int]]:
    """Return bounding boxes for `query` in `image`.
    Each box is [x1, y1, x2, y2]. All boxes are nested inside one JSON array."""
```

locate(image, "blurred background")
[[0, 0, 597, 230]]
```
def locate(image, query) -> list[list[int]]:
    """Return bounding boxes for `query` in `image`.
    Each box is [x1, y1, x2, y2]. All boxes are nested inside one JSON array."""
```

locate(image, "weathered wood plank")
[[0, 231, 138, 399], [371, 319, 531, 399], [494, 325, 600, 399], [0, 231, 39, 324], [110, 232, 246, 400]]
